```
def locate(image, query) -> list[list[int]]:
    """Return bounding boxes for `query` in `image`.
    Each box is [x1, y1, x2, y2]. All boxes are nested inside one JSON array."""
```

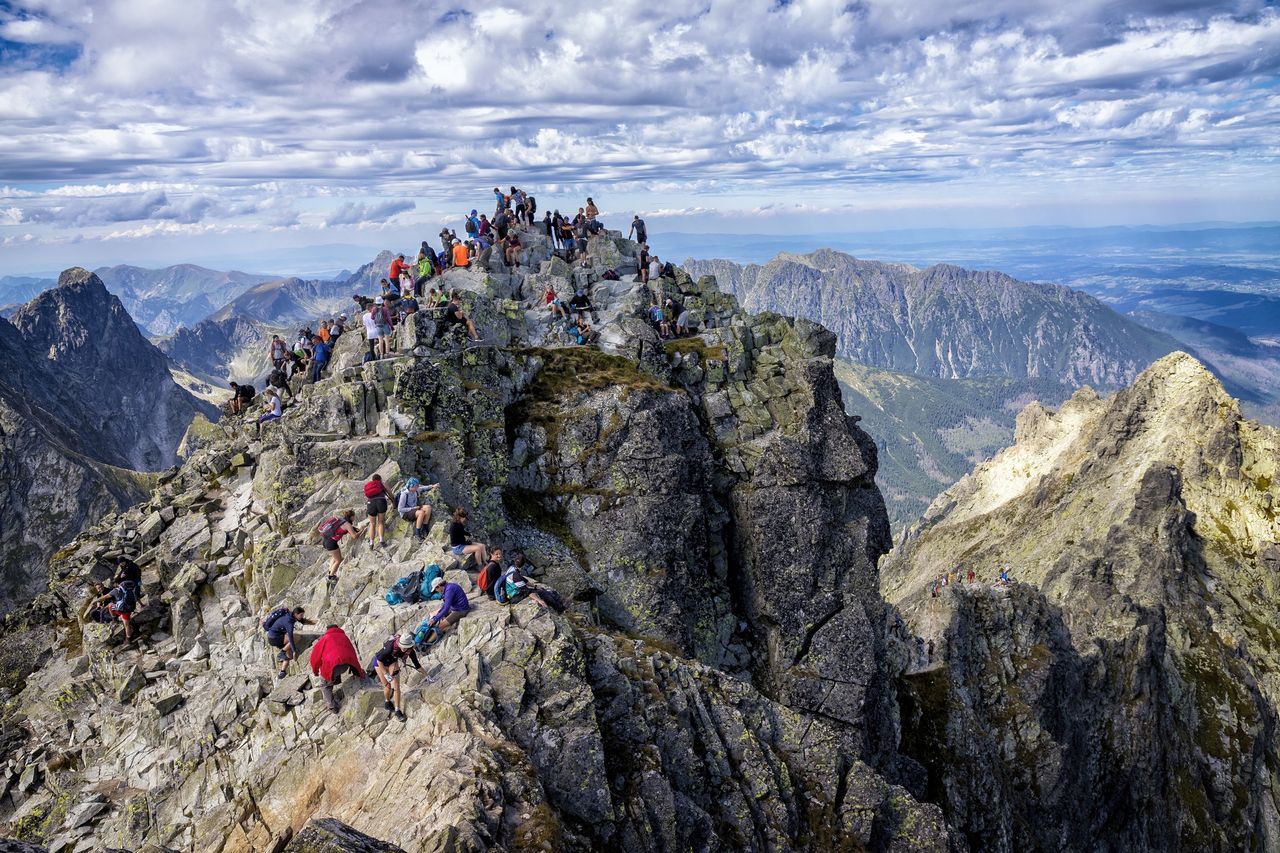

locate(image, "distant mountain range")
[[687, 249, 1280, 530], [0, 269, 216, 609]]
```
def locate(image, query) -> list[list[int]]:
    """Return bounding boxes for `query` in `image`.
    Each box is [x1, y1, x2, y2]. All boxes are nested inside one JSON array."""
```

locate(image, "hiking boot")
[[395, 709, 407, 722], [384, 700, 394, 713], [277, 670, 287, 680]]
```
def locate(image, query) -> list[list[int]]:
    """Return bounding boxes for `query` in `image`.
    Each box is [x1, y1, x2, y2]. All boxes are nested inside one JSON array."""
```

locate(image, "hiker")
[[228, 381, 255, 416], [268, 364, 294, 401], [638, 244, 651, 284], [448, 507, 489, 566], [308, 334, 331, 383], [269, 334, 288, 368], [309, 624, 367, 713], [667, 297, 690, 336], [318, 510, 362, 585], [425, 576, 471, 635], [113, 555, 142, 587], [571, 317, 596, 346], [999, 568, 1010, 585], [331, 315, 346, 339], [502, 231, 522, 267], [389, 253, 412, 287], [544, 283, 567, 319], [648, 255, 662, 282], [442, 296, 482, 342], [84, 579, 140, 643], [414, 251, 434, 294], [451, 238, 470, 269], [543, 211, 556, 247], [364, 299, 391, 359], [371, 631, 424, 721], [364, 474, 389, 548], [256, 388, 283, 429], [498, 561, 547, 609], [568, 288, 592, 319], [628, 215, 647, 244], [585, 197, 599, 221], [478, 213, 492, 241], [476, 547, 503, 599], [525, 194, 537, 225], [649, 302, 671, 338], [967, 569, 976, 583], [397, 477, 437, 540], [262, 605, 313, 679]]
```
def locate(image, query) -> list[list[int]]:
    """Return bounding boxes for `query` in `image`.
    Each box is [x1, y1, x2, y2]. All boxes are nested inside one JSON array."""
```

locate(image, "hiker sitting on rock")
[[442, 294, 482, 343], [544, 284, 567, 320], [84, 578, 141, 644], [502, 232, 522, 267], [448, 507, 489, 567], [568, 288, 592, 320], [228, 381, 255, 416], [571, 317, 596, 346], [648, 301, 671, 338], [318, 509, 363, 587], [426, 576, 471, 636], [309, 623, 367, 713], [255, 388, 283, 433], [370, 631, 423, 722], [262, 605, 313, 679], [397, 477, 437, 541], [497, 561, 547, 610], [268, 364, 294, 402]]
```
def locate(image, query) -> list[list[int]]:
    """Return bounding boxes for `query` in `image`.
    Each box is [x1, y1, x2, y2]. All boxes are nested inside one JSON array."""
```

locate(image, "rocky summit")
[[0, 224, 952, 852], [0, 269, 215, 611], [883, 352, 1280, 851]]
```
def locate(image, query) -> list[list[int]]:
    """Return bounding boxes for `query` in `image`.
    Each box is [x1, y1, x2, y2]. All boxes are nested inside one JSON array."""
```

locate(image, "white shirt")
[[363, 312, 381, 338]]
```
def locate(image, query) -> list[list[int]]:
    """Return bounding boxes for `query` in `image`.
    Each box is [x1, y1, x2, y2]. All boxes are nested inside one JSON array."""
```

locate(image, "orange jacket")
[[452, 243, 470, 268]]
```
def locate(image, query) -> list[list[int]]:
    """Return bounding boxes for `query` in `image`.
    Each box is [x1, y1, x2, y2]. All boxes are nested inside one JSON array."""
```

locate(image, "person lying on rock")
[[263, 605, 313, 679], [318, 509, 363, 587], [448, 507, 489, 567], [83, 579, 141, 645], [397, 477, 437, 541], [370, 631, 423, 722], [309, 623, 367, 713], [426, 576, 471, 636]]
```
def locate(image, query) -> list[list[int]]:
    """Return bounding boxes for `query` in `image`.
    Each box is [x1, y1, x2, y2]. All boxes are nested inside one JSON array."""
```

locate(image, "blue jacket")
[[432, 582, 471, 620], [313, 341, 331, 364]]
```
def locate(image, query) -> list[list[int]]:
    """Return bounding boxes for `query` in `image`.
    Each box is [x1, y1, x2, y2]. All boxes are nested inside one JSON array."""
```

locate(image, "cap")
[[375, 297, 384, 305], [430, 576, 444, 590], [470, 209, 477, 215]]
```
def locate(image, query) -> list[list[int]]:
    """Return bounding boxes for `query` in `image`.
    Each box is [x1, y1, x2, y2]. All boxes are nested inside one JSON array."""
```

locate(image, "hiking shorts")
[[108, 605, 131, 623], [401, 511, 418, 523], [439, 610, 467, 629], [677, 311, 690, 328], [366, 496, 388, 517], [451, 544, 466, 556], [321, 536, 340, 552]]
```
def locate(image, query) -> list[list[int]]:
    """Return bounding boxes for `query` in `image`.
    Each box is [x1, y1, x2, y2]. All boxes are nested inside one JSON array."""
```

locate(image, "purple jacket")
[[433, 582, 471, 620]]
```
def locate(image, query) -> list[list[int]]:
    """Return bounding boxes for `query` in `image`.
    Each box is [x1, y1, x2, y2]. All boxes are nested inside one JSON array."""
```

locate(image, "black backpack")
[[261, 606, 289, 631]]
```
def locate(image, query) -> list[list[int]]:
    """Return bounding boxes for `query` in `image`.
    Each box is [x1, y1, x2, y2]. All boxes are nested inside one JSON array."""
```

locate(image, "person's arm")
[[408, 648, 423, 670]]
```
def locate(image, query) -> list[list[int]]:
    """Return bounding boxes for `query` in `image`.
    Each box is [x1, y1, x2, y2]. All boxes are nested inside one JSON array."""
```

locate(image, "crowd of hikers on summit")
[[82, 185, 635, 722]]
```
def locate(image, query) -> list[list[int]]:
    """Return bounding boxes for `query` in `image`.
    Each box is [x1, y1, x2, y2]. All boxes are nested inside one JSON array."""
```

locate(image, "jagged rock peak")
[[56, 265, 98, 289]]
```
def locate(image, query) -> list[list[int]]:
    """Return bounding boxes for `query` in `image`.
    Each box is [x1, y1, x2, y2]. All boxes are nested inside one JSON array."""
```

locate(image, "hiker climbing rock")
[[318, 510, 362, 586], [309, 624, 366, 713], [84, 579, 140, 644], [369, 632, 423, 722], [262, 605, 312, 679], [364, 474, 390, 548]]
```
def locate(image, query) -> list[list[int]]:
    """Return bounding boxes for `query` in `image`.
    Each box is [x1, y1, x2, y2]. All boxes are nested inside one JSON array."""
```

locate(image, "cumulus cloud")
[[0, 0, 1275, 259]]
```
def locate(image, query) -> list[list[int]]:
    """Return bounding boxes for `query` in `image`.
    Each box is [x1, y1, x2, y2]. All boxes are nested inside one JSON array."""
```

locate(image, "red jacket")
[[390, 259, 410, 281], [309, 626, 363, 681]]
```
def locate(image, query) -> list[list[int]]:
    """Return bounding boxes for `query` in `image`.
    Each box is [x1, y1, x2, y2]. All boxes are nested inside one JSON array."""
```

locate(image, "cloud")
[[323, 199, 417, 227], [0, 0, 1275, 263]]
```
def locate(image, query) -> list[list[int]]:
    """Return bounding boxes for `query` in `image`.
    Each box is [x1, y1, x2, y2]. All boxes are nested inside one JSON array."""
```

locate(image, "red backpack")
[[318, 517, 343, 539], [363, 480, 385, 499], [477, 561, 498, 597]]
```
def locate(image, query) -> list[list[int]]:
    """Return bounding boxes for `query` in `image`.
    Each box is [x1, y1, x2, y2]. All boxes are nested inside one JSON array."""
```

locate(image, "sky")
[[1, 0, 1279, 275]]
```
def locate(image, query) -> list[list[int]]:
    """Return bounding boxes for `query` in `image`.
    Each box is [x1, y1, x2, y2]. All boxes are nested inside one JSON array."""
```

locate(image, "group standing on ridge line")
[[929, 567, 1012, 597], [83, 186, 660, 720]]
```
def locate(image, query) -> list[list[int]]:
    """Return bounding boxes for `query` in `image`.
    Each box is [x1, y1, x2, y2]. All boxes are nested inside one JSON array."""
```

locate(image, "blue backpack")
[[413, 617, 441, 648], [385, 569, 424, 606], [421, 564, 444, 601], [494, 570, 519, 605]]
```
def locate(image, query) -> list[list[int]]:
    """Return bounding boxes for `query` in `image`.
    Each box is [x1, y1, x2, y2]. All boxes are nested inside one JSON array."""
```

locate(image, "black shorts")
[[366, 496, 388, 517], [266, 632, 286, 649], [401, 511, 418, 523], [321, 536, 340, 552]]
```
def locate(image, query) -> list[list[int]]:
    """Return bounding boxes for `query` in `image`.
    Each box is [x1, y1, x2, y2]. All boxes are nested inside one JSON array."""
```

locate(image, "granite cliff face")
[[884, 352, 1280, 851], [685, 250, 1179, 387], [0, 269, 216, 611], [0, 230, 950, 851]]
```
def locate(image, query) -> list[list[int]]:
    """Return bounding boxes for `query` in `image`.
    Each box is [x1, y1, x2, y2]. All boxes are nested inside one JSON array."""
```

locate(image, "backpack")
[[413, 618, 441, 648], [317, 517, 343, 539], [465, 219, 478, 236], [363, 480, 385, 499], [385, 569, 425, 606], [540, 587, 567, 613], [476, 561, 497, 597], [112, 581, 139, 614], [421, 564, 444, 601], [261, 606, 289, 631]]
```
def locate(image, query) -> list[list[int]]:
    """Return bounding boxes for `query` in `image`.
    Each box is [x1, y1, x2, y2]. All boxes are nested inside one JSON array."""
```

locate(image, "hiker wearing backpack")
[[371, 631, 424, 721], [269, 334, 288, 369], [268, 365, 294, 401], [84, 579, 141, 644], [228, 381, 255, 416], [476, 548, 503, 599], [495, 563, 547, 610], [319, 509, 362, 585], [425, 576, 471, 636], [448, 507, 489, 567], [308, 334, 331, 383], [262, 605, 313, 679], [364, 474, 390, 548], [309, 624, 366, 713], [396, 478, 437, 540]]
